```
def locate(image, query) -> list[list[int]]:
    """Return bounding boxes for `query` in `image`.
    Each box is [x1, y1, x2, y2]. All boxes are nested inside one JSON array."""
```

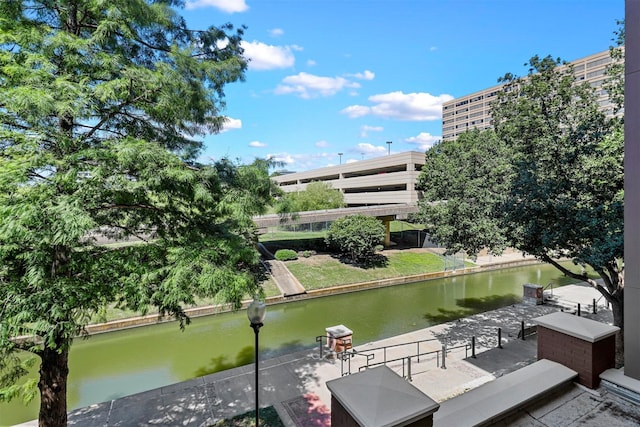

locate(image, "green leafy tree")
[[494, 55, 623, 333], [418, 54, 624, 348], [0, 2, 273, 426], [277, 181, 344, 214], [326, 215, 384, 264], [417, 129, 512, 257], [605, 20, 625, 115]]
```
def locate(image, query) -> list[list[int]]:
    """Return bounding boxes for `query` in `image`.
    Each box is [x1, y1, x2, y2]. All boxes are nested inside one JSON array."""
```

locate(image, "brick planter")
[[534, 312, 619, 388], [326, 366, 439, 427]]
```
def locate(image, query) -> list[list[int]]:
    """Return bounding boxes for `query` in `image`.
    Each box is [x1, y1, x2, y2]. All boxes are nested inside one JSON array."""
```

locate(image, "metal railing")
[[544, 283, 608, 315], [352, 337, 441, 364], [316, 309, 583, 381], [353, 342, 471, 379], [319, 335, 472, 379]]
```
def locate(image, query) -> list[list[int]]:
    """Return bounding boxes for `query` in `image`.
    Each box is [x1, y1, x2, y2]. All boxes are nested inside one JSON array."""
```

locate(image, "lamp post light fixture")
[[247, 297, 266, 426], [386, 140, 392, 155], [338, 152, 343, 165]]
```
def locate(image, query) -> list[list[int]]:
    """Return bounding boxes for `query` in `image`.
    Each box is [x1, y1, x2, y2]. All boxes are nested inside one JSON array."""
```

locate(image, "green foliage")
[[493, 55, 622, 286], [286, 250, 448, 289], [274, 249, 298, 261], [276, 181, 344, 214], [418, 52, 624, 329], [325, 215, 385, 264], [417, 129, 511, 257], [0, 0, 273, 420], [605, 20, 625, 116]]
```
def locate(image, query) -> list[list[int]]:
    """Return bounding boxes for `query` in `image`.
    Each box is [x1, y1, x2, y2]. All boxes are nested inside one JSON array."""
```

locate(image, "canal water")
[[1, 263, 580, 426]]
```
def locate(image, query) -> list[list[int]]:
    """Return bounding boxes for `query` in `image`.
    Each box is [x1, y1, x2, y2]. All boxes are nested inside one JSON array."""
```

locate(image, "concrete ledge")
[[84, 258, 541, 335], [433, 359, 578, 427], [600, 368, 640, 403], [534, 312, 619, 343]]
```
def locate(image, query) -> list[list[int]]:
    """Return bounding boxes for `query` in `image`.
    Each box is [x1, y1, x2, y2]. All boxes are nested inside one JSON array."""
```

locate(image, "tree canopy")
[[417, 53, 624, 336], [417, 129, 511, 257], [276, 181, 345, 214], [0, 1, 271, 425], [326, 214, 385, 264]]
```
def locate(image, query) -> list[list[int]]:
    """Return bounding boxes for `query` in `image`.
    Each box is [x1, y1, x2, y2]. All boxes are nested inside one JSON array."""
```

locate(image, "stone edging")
[[84, 258, 541, 335]]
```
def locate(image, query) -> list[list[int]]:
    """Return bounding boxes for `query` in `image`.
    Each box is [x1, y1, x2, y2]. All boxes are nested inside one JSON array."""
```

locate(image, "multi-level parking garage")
[[272, 151, 425, 207]]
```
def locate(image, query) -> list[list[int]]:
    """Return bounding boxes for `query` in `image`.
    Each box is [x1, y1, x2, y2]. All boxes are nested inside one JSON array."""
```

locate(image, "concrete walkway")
[[264, 259, 306, 297], [18, 285, 628, 427]]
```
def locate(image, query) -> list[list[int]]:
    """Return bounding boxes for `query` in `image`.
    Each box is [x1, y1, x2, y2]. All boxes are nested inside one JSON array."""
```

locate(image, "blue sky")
[[181, 0, 623, 171]]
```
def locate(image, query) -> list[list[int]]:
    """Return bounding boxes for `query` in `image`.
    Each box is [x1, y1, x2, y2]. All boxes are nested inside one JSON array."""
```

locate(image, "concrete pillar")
[[625, 0, 640, 380], [378, 215, 395, 247], [384, 219, 391, 247]]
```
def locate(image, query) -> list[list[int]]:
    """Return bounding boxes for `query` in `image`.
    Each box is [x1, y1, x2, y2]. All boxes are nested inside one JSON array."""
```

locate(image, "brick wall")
[[538, 326, 615, 388]]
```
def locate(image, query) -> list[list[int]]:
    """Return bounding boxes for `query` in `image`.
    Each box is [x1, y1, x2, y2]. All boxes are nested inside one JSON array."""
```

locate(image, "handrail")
[[358, 348, 442, 376], [356, 342, 471, 379], [358, 337, 440, 354], [339, 349, 375, 376], [355, 337, 441, 364], [316, 315, 544, 379]]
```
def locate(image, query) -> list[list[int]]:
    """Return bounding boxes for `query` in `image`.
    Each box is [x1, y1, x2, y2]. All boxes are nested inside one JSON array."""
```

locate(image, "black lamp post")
[[247, 297, 266, 426], [386, 140, 392, 155], [338, 152, 343, 165]]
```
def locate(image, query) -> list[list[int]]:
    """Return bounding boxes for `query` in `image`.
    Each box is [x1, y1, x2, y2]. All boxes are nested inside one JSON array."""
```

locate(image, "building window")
[[586, 57, 611, 69], [587, 69, 605, 79]]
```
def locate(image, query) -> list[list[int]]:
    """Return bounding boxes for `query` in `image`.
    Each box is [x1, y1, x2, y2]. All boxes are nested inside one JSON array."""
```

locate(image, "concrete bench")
[[433, 359, 577, 426]]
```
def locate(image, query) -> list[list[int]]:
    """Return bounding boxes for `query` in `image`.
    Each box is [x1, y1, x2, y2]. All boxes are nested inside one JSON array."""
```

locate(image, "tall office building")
[[441, 49, 620, 141]]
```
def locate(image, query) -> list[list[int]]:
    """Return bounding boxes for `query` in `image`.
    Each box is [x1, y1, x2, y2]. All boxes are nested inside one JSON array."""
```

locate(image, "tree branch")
[[541, 253, 617, 303]]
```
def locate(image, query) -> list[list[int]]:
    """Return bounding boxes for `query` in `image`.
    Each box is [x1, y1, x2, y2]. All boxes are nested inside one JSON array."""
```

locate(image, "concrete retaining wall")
[[85, 258, 541, 335]]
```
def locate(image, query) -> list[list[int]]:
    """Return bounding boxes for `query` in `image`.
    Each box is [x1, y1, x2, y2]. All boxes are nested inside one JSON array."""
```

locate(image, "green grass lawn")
[[285, 250, 474, 290], [259, 229, 327, 242], [91, 275, 281, 323], [259, 220, 424, 243]]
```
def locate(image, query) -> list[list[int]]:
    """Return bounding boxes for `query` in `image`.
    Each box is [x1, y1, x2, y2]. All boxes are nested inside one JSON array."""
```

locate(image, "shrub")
[[275, 249, 298, 261], [325, 215, 385, 264]]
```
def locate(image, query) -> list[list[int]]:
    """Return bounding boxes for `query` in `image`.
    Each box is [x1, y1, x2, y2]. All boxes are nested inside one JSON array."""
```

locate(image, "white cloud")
[[269, 28, 284, 37], [275, 72, 360, 98], [341, 91, 454, 121], [360, 125, 384, 138], [405, 132, 440, 150], [241, 41, 296, 70], [185, 0, 248, 13], [249, 140, 267, 148], [354, 143, 386, 154], [430, 46, 438, 52], [267, 151, 338, 171], [315, 140, 329, 148], [340, 105, 370, 118], [220, 117, 242, 132], [267, 153, 295, 165], [348, 70, 375, 80], [307, 59, 317, 67]]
